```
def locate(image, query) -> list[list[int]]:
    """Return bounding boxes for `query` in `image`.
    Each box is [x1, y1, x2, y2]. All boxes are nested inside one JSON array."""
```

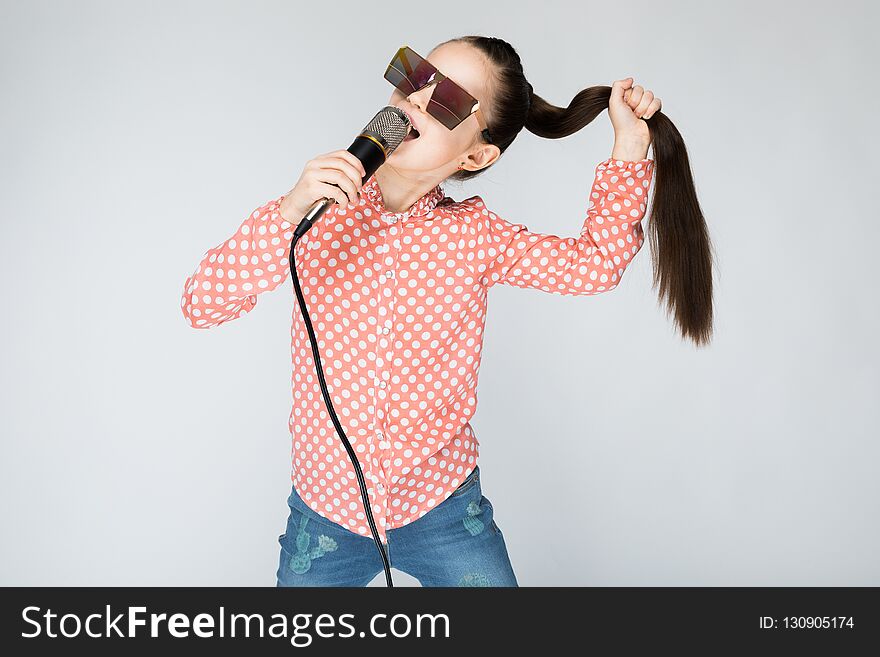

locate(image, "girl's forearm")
[[181, 195, 294, 328], [611, 134, 651, 162]]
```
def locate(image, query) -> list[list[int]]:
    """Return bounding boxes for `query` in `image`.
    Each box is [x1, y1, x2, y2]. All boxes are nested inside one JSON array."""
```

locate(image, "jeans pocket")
[[449, 466, 480, 498]]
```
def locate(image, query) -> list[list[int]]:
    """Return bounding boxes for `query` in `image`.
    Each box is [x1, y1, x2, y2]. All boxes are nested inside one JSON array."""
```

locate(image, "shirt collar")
[[359, 173, 445, 221]]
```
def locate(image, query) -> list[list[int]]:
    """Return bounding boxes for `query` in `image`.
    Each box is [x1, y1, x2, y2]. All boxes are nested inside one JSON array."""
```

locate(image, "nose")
[[407, 80, 437, 111]]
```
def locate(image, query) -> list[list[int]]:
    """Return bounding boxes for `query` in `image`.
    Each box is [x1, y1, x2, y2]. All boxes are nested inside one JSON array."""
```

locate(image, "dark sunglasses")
[[384, 45, 493, 144]]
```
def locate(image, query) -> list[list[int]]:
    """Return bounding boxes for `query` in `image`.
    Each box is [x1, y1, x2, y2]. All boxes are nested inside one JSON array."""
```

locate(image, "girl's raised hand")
[[608, 77, 661, 144]]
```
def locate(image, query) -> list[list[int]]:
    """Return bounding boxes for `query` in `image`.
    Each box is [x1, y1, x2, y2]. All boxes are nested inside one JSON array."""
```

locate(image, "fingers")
[[336, 149, 367, 179], [633, 89, 653, 118], [314, 157, 364, 198], [318, 150, 367, 179], [624, 84, 644, 109], [314, 168, 360, 205], [318, 181, 351, 207], [610, 77, 633, 103], [634, 94, 661, 120], [310, 150, 365, 203], [620, 80, 662, 119], [642, 97, 661, 120]]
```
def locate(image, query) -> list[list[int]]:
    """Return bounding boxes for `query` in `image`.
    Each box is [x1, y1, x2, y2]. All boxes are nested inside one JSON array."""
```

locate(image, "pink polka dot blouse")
[[182, 156, 654, 543]]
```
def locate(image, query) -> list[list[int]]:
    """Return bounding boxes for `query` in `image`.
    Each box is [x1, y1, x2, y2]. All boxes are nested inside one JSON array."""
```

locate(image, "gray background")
[[2, 0, 877, 586]]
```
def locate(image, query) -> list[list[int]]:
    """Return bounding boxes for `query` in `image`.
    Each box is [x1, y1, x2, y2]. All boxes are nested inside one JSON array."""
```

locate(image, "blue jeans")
[[275, 466, 518, 587]]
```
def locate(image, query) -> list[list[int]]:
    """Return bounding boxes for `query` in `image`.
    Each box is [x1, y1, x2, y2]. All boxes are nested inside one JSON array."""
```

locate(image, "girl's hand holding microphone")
[[279, 150, 367, 222]]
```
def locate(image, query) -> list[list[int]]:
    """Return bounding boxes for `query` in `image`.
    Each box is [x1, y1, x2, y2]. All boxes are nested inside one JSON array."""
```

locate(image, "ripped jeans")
[[275, 466, 518, 587]]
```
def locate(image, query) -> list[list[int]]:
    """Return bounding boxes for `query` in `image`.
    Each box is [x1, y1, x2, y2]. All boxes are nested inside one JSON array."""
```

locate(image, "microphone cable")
[[288, 228, 393, 587], [282, 106, 413, 588]]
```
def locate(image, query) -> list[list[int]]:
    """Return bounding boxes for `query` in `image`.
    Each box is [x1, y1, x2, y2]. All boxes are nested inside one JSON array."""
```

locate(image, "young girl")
[[181, 36, 713, 587]]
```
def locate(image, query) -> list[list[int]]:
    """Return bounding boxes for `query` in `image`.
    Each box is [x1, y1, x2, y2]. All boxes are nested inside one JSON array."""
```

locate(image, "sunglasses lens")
[[385, 48, 436, 95], [384, 65, 413, 93], [429, 81, 476, 130]]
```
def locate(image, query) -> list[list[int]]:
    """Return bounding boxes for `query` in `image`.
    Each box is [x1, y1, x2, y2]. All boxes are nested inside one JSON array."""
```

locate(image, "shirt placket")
[[369, 210, 403, 539]]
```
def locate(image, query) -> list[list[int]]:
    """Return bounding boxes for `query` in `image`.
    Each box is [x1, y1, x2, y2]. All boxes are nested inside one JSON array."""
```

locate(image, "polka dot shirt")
[[182, 156, 654, 543]]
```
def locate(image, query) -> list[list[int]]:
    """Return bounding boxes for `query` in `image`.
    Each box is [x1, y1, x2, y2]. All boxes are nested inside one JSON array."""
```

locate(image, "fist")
[[279, 150, 367, 222], [608, 77, 661, 143]]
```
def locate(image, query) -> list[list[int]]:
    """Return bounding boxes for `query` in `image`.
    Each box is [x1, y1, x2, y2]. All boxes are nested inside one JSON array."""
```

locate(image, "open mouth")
[[403, 127, 420, 142]]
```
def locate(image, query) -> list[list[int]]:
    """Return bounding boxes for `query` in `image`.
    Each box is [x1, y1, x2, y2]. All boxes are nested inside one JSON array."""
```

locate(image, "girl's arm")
[[480, 156, 654, 294], [180, 194, 296, 328]]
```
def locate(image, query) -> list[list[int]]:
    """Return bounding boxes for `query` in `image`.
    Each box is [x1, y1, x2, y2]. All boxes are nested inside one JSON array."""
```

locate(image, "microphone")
[[292, 106, 412, 239]]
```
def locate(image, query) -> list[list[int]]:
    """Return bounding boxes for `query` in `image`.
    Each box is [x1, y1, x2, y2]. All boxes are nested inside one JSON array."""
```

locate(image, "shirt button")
[[378, 440, 390, 450], [381, 327, 390, 334], [377, 483, 385, 493], [385, 270, 395, 279], [389, 217, 398, 224], [379, 381, 387, 389]]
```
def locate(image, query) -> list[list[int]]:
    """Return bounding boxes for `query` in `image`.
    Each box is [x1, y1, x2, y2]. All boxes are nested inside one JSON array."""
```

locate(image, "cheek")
[[420, 130, 453, 153], [420, 124, 471, 157], [394, 130, 456, 162]]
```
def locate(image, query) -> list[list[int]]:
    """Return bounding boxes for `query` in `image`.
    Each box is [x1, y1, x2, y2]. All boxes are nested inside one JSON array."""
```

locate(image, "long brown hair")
[[435, 35, 715, 347]]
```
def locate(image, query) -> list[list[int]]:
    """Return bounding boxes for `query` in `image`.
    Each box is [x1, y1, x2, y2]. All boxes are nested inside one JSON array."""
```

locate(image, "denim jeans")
[[275, 466, 518, 587]]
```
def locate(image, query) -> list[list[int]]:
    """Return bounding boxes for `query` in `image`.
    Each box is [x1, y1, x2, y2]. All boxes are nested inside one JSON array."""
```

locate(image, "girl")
[[181, 35, 714, 587]]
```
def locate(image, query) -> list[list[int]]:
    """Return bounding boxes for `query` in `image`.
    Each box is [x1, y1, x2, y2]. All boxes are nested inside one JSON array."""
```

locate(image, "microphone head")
[[358, 106, 412, 156]]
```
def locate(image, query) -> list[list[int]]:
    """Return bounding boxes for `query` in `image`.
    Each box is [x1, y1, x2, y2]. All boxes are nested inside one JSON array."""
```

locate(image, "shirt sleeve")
[[180, 194, 296, 328], [481, 157, 655, 295]]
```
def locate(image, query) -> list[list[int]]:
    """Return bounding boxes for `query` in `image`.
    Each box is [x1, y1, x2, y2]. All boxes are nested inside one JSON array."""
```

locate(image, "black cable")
[[288, 231, 394, 587]]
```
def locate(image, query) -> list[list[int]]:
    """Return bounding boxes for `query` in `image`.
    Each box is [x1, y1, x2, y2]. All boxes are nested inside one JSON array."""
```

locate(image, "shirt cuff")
[[598, 157, 654, 171], [269, 194, 294, 229]]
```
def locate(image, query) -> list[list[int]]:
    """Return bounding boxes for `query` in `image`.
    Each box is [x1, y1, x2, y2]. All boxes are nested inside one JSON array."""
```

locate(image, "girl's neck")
[[373, 166, 437, 214]]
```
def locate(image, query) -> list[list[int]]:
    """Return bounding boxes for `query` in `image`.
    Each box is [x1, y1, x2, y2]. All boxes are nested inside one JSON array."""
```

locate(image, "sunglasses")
[[384, 45, 493, 144]]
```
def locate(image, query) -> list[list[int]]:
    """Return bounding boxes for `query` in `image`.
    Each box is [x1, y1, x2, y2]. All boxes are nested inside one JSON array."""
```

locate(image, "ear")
[[465, 143, 502, 171]]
